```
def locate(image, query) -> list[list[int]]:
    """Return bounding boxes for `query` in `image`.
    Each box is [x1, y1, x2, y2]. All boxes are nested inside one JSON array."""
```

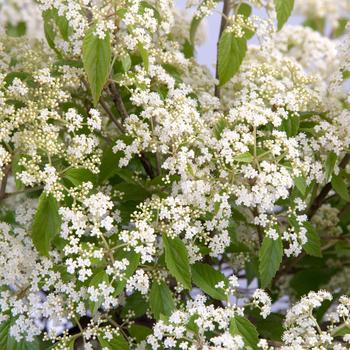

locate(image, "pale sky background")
[[175, 0, 304, 72]]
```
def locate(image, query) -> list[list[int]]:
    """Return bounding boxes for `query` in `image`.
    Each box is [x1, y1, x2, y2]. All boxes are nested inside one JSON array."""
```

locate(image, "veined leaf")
[[98, 332, 129, 350], [303, 222, 322, 258], [163, 234, 191, 289], [259, 235, 283, 288], [218, 31, 247, 86], [230, 316, 259, 350], [149, 281, 175, 319], [192, 263, 228, 300], [274, 0, 294, 31], [82, 26, 111, 106]]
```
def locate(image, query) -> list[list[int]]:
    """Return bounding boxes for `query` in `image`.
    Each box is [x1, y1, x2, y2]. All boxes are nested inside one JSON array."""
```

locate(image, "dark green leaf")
[[98, 332, 129, 350], [163, 234, 191, 289], [303, 222, 322, 258], [149, 281, 175, 319], [218, 31, 247, 86], [331, 173, 350, 202], [128, 325, 152, 342], [89, 270, 109, 315], [191, 263, 228, 300], [230, 316, 259, 350], [32, 193, 61, 256], [294, 176, 307, 196], [259, 235, 283, 288]]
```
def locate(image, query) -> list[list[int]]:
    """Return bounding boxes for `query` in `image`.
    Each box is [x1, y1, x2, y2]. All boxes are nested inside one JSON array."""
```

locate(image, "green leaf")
[[121, 292, 148, 319], [294, 176, 307, 196], [325, 152, 337, 182], [0, 318, 40, 350], [6, 22, 27, 37], [191, 263, 228, 300], [218, 31, 247, 86], [89, 270, 109, 315], [138, 43, 149, 71], [63, 167, 96, 186], [31, 193, 61, 256], [128, 324, 152, 342], [303, 222, 322, 258], [259, 235, 283, 288], [230, 316, 259, 350], [82, 26, 111, 106], [331, 173, 350, 202], [163, 234, 191, 289], [98, 332, 129, 350], [149, 281, 175, 319], [114, 250, 140, 295], [274, 0, 294, 31], [282, 113, 300, 137], [233, 152, 254, 163]]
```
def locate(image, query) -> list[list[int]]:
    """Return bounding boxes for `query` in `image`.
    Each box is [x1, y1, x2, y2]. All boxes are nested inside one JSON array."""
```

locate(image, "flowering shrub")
[[1, 0, 350, 349]]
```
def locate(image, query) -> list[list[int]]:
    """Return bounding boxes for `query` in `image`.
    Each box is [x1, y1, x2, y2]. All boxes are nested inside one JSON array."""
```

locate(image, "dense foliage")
[[1, 0, 350, 349]]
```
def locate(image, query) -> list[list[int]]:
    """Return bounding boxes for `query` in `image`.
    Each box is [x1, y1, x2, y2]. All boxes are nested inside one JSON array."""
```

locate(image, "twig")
[[0, 164, 11, 202], [214, 0, 231, 99]]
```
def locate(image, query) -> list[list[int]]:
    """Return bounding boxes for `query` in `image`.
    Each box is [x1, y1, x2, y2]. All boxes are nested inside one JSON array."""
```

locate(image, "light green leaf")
[[259, 235, 283, 288], [31, 193, 61, 256], [294, 176, 307, 196], [331, 173, 350, 202], [325, 152, 337, 182], [149, 281, 175, 319], [233, 152, 254, 163], [218, 31, 247, 86], [98, 332, 129, 350], [274, 0, 294, 31], [63, 167, 96, 186], [138, 43, 149, 71], [230, 316, 259, 350], [82, 26, 111, 106], [303, 222, 322, 258], [163, 234, 191, 289], [192, 263, 228, 300]]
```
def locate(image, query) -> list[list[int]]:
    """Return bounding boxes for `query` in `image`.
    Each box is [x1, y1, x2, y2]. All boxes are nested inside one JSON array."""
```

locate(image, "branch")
[[307, 154, 350, 218], [0, 163, 11, 202], [214, 0, 231, 99]]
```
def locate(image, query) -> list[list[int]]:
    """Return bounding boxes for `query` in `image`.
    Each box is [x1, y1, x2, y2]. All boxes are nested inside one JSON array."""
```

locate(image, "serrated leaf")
[[274, 0, 294, 31], [149, 281, 175, 319], [82, 26, 111, 106], [31, 193, 61, 256], [163, 234, 191, 289], [192, 263, 228, 300], [259, 235, 283, 288], [98, 332, 129, 350], [218, 31, 247, 86], [303, 222, 322, 258], [325, 152, 337, 182], [331, 173, 350, 202], [89, 270, 109, 315], [230, 316, 259, 350]]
